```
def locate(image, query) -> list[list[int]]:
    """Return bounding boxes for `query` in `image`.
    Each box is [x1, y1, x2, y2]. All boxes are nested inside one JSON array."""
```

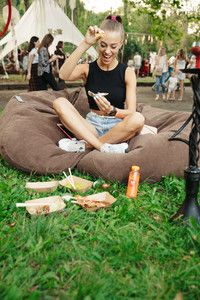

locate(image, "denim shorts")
[[86, 111, 122, 137]]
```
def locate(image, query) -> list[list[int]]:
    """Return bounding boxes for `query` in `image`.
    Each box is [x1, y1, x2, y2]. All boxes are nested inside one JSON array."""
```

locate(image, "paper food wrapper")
[[25, 181, 59, 192], [74, 192, 116, 211], [59, 175, 93, 192], [25, 196, 66, 215]]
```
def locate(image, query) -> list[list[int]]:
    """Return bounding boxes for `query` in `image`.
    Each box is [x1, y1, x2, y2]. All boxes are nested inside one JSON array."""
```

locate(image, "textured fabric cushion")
[[0, 88, 89, 174], [0, 87, 197, 182], [77, 104, 195, 182]]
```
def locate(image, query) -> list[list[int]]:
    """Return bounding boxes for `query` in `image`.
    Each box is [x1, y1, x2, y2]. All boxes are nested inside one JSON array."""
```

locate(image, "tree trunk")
[[24, 0, 30, 11]]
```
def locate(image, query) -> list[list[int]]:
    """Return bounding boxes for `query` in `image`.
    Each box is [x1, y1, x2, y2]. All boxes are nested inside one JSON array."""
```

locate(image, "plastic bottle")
[[126, 166, 140, 198]]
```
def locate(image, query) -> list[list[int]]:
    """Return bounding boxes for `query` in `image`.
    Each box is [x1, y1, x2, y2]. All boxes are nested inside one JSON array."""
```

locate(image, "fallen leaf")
[[9, 222, 16, 227], [29, 285, 39, 292], [173, 292, 183, 300], [102, 183, 110, 189]]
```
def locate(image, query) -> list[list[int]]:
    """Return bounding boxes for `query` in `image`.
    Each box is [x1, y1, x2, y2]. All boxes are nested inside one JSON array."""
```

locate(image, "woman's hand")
[[27, 73, 31, 80], [94, 94, 113, 114], [50, 55, 59, 62], [84, 26, 104, 46]]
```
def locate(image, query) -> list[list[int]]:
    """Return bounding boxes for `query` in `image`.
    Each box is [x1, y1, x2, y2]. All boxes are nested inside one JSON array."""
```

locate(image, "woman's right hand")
[[50, 55, 59, 62], [27, 73, 31, 80], [84, 26, 104, 46]]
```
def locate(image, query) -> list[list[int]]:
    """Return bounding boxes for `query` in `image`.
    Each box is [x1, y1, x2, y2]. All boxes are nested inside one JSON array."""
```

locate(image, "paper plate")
[[25, 195, 66, 215], [25, 181, 59, 192], [59, 175, 93, 192]]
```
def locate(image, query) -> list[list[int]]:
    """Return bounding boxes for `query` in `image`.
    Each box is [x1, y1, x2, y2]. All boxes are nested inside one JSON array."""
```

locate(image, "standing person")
[[54, 41, 66, 88], [53, 15, 144, 154], [37, 33, 60, 91], [133, 52, 142, 77], [154, 47, 168, 101], [168, 55, 175, 77], [21, 49, 29, 80], [166, 71, 178, 101], [174, 49, 188, 101], [27, 36, 40, 91]]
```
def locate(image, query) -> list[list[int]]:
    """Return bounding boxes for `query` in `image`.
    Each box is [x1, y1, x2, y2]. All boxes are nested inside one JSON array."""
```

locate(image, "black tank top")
[[85, 60, 127, 110]]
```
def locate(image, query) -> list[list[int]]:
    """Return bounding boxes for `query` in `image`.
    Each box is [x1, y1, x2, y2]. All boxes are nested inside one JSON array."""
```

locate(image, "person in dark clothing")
[[54, 41, 66, 88], [53, 15, 144, 153], [27, 36, 40, 91], [54, 41, 65, 69], [37, 33, 61, 90]]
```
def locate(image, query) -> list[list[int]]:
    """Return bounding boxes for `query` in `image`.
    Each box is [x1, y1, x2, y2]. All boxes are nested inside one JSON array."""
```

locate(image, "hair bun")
[[106, 15, 122, 23], [116, 16, 122, 23]]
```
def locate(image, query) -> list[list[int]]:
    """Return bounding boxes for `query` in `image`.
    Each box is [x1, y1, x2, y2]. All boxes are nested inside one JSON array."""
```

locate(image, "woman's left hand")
[[94, 94, 112, 114]]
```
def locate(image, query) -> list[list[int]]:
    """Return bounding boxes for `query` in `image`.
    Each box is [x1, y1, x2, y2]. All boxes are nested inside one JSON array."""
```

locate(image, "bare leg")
[[54, 98, 144, 151], [179, 80, 184, 100], [167, 91, 170, 100], [172, 90, 176, 100], [53, 97, 102, 150], [99, 112, 145, 144]]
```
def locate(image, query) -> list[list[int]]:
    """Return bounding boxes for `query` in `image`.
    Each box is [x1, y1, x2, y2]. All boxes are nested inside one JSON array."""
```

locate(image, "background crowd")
[[1, 34, 197, 103]]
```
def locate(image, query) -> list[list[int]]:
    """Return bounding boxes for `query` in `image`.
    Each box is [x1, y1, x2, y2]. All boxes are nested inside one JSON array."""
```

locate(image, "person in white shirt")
[[168, 55, 175, 76], [133, 52, 142, 77], [27, 36, 40, 91], [174, 48, 188, 101], [154, 47, 168, 101], [166, 71, 178, 101]]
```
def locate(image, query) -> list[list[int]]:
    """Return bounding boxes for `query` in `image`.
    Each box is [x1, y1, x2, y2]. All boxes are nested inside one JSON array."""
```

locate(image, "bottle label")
[[130, 180, 136, 186]]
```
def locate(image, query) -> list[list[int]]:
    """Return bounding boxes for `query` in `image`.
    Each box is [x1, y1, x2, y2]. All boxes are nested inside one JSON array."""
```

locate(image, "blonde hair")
[[100, 15, 125, 40]]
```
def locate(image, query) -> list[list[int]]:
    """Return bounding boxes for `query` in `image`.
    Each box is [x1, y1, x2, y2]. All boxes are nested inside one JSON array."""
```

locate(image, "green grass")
[[0, 74, 27, 83], [1, 157, 200, 300]]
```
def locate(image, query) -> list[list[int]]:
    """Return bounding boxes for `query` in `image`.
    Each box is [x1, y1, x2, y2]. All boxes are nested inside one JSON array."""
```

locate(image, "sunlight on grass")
[[0, 157, 200, 299]]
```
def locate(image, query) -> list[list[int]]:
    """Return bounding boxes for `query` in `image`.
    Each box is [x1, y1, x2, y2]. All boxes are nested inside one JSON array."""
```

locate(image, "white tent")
[[0, 0, 97, 60]]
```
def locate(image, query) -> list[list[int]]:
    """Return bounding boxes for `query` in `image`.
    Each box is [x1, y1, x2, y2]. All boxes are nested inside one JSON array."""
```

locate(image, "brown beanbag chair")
[[0, 87, 196, 183]]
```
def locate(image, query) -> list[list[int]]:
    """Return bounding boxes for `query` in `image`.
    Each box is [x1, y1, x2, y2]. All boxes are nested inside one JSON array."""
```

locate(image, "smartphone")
[[57, 123, 73, 139]]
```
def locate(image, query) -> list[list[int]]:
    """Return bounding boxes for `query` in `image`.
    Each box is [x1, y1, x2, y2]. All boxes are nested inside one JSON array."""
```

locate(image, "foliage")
[[123, 39, 142, 63], [124, 0, 199, 52], [1, 156, 200, 299], [0, 0, 199, 60]]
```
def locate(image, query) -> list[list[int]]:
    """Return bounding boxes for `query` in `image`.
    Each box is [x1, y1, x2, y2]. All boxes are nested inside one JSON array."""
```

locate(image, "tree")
[[121, 0, 199, 58], [24, 0, 30, 11]]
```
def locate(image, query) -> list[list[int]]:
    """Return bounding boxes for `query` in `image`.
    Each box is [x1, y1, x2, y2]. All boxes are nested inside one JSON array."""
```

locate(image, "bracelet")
[[108, 106, 117, 116]]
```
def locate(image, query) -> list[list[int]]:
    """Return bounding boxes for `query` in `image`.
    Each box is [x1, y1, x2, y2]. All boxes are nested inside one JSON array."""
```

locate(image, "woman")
[[174, 49, 188, 101], [54, 41, 65, 86], [53, 15, 144, 154], [154, 47, 168, 101], [27, 36, 40, 91], [37, 33, 60, 91]]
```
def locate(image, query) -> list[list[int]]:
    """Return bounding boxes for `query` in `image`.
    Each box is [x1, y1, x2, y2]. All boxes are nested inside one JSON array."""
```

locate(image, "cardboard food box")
[[20, 196, 66, 215], [74, 191, 116, 211], [25, 181, 59, 192], [59, 175, 93, 192]]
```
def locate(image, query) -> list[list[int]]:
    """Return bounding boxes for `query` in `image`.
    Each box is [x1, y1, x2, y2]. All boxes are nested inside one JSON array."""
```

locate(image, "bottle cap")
[[131, 165, 140, 171]]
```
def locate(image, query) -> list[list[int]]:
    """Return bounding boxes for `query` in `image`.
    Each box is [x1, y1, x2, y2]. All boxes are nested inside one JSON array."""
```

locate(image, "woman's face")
[[161, 48, 166, 56], [97, 31, 122, 65], [35, 40, 40, 48]]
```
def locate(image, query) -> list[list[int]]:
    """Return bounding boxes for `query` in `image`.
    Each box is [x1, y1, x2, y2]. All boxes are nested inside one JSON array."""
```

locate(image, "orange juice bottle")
[[126, 166, 140, 198]]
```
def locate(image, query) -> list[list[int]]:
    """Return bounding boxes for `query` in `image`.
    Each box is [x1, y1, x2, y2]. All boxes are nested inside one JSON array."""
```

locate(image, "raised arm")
[[59, 26, 104, 82]]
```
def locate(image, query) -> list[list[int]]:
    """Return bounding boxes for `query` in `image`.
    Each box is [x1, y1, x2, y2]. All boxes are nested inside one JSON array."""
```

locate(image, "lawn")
[[1, 156, 200, 300]]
